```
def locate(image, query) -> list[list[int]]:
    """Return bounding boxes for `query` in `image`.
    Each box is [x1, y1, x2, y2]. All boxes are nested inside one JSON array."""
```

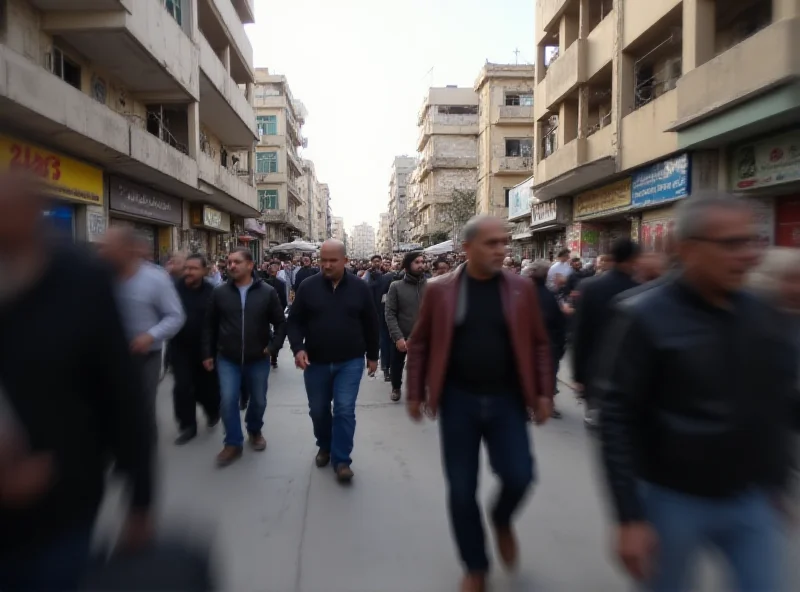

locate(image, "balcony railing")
[[498, 156, 535, 173]]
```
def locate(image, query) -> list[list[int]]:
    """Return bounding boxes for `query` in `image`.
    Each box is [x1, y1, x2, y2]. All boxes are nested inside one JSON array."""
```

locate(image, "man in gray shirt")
[[99, 227, 185, 434]]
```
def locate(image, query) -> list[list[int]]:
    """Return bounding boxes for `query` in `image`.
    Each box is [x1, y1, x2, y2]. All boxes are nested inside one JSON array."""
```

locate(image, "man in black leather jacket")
[[203, 248, 287, 467], [597, 195, 799, 592]]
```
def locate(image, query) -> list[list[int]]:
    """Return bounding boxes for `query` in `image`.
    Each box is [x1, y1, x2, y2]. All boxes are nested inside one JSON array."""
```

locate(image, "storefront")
[[570, 178, 633, 260], [508, 176, 534, 258], [243, 218, 267, 265], [0, 134, 104, 243], [191, 204, 231, 259], [108, 176, 182, 264], [529, 197, 570, 260], [730, 130, 800, 248]]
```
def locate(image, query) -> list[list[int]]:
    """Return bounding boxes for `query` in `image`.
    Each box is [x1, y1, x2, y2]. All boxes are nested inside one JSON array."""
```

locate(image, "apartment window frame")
[[258, 189, 279, 210], [50, 46, 82, 90], [505, 93, 533, 107], [505, 138, 534, 158], [257, 115, 278, 136], [256, 151, 278, 174], [504, 188, 511, 208], [163, 0, 182, 26]]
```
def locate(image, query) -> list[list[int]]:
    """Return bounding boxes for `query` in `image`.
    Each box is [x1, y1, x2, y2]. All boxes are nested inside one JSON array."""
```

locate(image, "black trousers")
[[390, 347, 407, 390], [171, 347, 220, 431]]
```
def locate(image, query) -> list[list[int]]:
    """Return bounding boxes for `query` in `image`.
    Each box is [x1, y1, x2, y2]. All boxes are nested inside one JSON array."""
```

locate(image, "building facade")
[[388, 155, 417, 250], [253, 68, 307, 246], [474, 63, 536, 221], [376, 212, 391, 255], [331, 215, 345, 242], [349, 222, 376, 260], [409, 86, 479, 246], [0, 0, 261, 262], [532, 0, 800, 260]]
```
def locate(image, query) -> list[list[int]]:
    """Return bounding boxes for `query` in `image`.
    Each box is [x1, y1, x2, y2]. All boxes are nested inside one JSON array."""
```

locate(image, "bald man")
[[288, 239, 379, 483]]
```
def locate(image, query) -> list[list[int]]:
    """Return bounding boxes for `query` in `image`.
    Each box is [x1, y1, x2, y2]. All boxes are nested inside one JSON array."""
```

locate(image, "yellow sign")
[[0, 135, 104, 205], [573, 178, 632, 219]]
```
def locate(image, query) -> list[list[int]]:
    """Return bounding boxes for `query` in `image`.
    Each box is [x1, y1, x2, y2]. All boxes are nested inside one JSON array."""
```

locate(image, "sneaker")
[[584, 407, 599, 428], [315, 449, 330, 468], [174, 429, 197, 446], [390, 388, 401, 402], [383, 370, 391, 382], [335, 463, 354, 483], [248, 432, 267, 451], [551, 407, 563, 419], [216, 445, 243, 467]]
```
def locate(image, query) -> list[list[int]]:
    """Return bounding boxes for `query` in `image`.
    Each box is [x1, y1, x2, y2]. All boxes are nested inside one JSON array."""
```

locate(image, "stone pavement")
[[97, 347, 800, 592]]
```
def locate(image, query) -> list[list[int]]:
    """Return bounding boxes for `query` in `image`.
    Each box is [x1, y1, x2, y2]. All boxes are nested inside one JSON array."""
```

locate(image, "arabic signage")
[[731, 130, 800, 190], [109, 176, 182, 225], [573, 178, 632, 220], [0, 134, 104, 205], [632, 153, 691, 207], [508, 176, 534, 220], [191, 204, 230, 233], [531, 196, 570, 228]]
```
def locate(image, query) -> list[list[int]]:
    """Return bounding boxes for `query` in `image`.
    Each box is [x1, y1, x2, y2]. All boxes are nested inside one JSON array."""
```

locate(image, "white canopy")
[[269, 239, 318, 253], [423, 239, 453, 255]]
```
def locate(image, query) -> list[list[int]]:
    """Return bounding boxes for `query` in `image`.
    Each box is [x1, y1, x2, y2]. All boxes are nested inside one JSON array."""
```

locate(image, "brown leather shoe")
[[460, 572, 486, 592], [248, 432, 267, 451], [315, 449, 330, 468], [493, 523, 519, 570], [335, 463, 354, 483], [216, 445, 242, 467]]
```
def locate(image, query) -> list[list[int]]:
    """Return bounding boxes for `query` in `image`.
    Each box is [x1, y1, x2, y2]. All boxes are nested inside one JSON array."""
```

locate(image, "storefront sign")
[[191, 205, 231, 233], [86, 205, 106, 243], [731, 130, 800, 190], [109, 176, 182, 225], [0, 135, 103, 205], [580, 226, 600, 258], [511, 220, 533, 241], [632, 153, 691, 207], [508, 176, 534, 220], [640, 218, 676, 253], [573, 178, 632, 220], [531, 196, 570, 228]]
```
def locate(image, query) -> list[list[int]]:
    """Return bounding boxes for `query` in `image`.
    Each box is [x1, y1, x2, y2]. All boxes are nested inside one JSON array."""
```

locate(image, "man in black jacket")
[[172, 254, 220, 445], [363, 254, 396, 381], [203, 248, 287, 467], [0, 173, 153, 590], [263, 261, 288, 368], [288, 239, 379, 483], [572, 238, 640, 427], [292, 255, 318, 292], [598, 195, 797, 591]]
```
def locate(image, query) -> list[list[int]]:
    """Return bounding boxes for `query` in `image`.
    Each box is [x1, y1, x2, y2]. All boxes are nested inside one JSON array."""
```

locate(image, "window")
[[505, 138, 533, 157], [504, 188, 511, 208], [163, 0, 182, 25], [257, 115, 277, 136], [256, 152, 278, 173], [258, 189, 278, 210], [437, 105, 478, 115], [505, 93, 533, 106], [51, 47, 81, 90]]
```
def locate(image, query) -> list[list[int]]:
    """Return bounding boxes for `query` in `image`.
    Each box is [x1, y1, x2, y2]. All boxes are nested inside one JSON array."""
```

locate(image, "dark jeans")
[[379, 313, 392, 372], [0, 525, 93, 591], [390, 347, 407, 390], [171, 347, 220, 431], [133, 350, 162, 440], [217, 356, 271, 447], [303, 357, 365, 467], [439, 386, 535, 573]]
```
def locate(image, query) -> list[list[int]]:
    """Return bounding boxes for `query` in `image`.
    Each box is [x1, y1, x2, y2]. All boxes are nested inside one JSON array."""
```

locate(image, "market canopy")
[[269, 239, 318, 253], [423, 239, 453, 255]]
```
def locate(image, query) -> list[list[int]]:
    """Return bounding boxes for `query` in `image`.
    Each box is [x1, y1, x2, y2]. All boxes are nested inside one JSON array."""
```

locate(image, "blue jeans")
[[0, 525, 93, 591], [217, 355, 271, 447], [439, 386, 535, 573], [640, 482, 783, 592], [303, 357, 365, 467]]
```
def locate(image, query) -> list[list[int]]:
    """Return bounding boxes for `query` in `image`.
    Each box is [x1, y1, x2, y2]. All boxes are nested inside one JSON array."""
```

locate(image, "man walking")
[[572, 238, 640, 427], [292, 255, 318, 292], [288, 239, 379, 483], [406, 216, 554, 592], [263, 261, 288, 368], [385, 251, 426, 402], [597, 195, 798, 591], [99, 226, 185, 436], [203, 248, 287, 467], [172, 254, 220, 445], [363, 254, 395, 381]]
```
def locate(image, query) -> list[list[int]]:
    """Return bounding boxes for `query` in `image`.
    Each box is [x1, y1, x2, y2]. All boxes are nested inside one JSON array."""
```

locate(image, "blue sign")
[[632, 153, 691, 207]]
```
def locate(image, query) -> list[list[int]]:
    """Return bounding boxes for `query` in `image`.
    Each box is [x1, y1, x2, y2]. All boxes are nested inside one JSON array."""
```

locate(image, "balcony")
[[28, 0, 131, 9], [534, 136, 616, 199], [254, 172, 283, 185], [287, 147, 304, 174], [496, 105, 534, 125], [586, 14, 615, 79], [253, 95, 287, 109], [40, 1, 198, 101], [231, 0, 255, 25], [544, 40, 586, 110], [417, 114, 480, 151], [673, 17, 800, 130], [534, 78, 549, 122], [537, 0, 573, 42], [495, 156, 535, 175], [197, 153, 259, 216], [198, 0, 255, 83], [622, 91, 678, 170], [198, 34, 257, 147], [623, 0, 681, 49], [287, 177, 302, 202], [262, 210, 303, 231]]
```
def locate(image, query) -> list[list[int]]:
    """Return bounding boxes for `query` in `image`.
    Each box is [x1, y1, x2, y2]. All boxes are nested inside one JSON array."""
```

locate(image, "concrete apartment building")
[[297, 159, 329, 243], [0, 0, 263, 262], [253, 68, 308, 246], [349, 222, 376, 260], [409, 86, 479, 246], [474, 63, 536, 227], [387, 155, 417, 249], [531, 0, 800, 261], [331, 215, 345, 242], [376, 212, 391, 255]]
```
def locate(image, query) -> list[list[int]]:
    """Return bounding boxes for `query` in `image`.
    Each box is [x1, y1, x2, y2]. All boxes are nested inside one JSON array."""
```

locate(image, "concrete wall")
[[425, 135, 477, 159], [623, 0, 681, 49], [621, 91, 678, 170]]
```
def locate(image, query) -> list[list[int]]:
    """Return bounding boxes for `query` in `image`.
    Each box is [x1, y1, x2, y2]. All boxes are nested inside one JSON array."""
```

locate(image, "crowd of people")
[[1, 168, 799, 592]]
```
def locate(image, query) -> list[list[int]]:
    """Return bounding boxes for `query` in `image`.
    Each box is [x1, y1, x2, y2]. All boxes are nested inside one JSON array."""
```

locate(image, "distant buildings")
[[388, 156, 417, 249], [331, 216, 346, 242], [376, 212, 392, 255], [349, 223, 376, 260]]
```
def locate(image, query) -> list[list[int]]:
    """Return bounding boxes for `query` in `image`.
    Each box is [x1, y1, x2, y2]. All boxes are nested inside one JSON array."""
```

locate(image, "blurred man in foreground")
[[0, 173, 154, 590], [406, 216, 553, 592], [598, 195, 797, 591]]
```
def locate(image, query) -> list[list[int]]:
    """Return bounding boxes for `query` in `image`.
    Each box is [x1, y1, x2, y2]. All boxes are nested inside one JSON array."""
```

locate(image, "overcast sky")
[[246, 0, 535, 232]]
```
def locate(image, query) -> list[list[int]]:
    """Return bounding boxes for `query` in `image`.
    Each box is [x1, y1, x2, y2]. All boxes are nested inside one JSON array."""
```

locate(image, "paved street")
[[97, 347, 800, 592]]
